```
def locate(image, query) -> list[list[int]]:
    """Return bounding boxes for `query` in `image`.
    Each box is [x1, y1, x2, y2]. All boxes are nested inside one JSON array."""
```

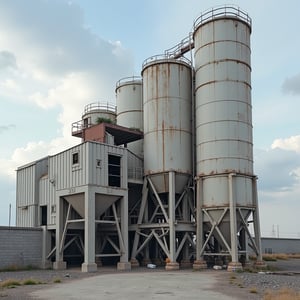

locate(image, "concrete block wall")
[[261, 237, 300, 254], [0, 226, 43, 269]]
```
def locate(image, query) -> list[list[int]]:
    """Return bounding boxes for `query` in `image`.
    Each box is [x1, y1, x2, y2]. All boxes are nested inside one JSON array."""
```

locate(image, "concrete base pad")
[[81, 263, 98, 273], [227, 262, 243, 272], [53, 261, 67, 270], [254, 260, 267, 269], [117, 262, 131, 271], [193, 260, 207, 270], [130, 258, 140, 268], [165, 262, 179, 270]]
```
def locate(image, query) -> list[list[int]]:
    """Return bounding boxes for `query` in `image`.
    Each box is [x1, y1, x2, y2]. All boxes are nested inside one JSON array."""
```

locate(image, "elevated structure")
[[16, 5, 264, 273], [193, 6, 263, 270], [129, 56, 195, 270]]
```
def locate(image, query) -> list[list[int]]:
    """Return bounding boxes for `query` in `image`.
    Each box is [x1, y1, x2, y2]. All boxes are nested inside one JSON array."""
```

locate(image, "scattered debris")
[[147, 264, 156, 269]]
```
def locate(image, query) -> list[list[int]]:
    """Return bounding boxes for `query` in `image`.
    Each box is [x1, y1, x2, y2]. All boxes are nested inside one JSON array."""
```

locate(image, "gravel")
[[239, 272, 300, 292]]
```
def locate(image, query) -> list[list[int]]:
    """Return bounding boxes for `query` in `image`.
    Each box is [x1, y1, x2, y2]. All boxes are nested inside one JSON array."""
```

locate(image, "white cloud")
[[256, 136, 300, 237], [272, 135, 300, 153]]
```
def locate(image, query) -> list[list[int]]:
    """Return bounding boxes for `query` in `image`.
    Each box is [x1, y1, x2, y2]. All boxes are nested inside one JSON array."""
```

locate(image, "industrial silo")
[[143, 56, 193, 194], [116, 76, 143, 158], [193, 6, 263, 270], [82, 102, 116, 127], [131, 55, 194, 270]]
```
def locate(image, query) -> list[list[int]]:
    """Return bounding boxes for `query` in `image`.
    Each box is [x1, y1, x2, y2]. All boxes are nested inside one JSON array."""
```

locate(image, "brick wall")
[[0, 226, 43, 269]]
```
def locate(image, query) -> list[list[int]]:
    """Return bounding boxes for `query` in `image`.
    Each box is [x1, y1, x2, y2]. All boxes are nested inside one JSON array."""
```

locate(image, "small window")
[[51, 205, 56, 214], [96, 159, 101, 168], [83, 118, 89, 128], [41, 205, 47, 226], [72, 152, 79, 165], [108, 155, 121, 187]]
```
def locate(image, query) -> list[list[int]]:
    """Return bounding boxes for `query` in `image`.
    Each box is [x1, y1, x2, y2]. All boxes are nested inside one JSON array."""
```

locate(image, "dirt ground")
[[0, 259, 299, 300]]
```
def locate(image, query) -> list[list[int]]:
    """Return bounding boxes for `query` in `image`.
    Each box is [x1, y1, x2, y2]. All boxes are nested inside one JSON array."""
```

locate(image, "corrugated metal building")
[[16, 139, 143, 272]]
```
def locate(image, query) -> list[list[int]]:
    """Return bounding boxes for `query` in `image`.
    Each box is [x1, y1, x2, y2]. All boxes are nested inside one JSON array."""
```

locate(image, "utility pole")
[[9, 203, 11, 227]]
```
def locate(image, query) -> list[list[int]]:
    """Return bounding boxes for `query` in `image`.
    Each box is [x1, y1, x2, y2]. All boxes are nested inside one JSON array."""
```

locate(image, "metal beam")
[[148, 177, 169, 221]]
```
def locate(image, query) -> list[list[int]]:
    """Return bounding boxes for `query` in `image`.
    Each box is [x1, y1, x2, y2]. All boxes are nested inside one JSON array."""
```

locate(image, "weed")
[[249, 287, 258, 294], [22, 279, 39, 285], [263, 255, 277, 262], [53, 278, 61, 283], [0, 279, 21, 289], [264, 288, 300, 300]]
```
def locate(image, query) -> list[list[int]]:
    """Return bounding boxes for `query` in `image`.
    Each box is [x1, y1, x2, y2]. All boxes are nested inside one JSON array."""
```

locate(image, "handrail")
[[193, 5, 252, 32], [83, 102, 116, 115], [116, 76, 142, 89], [142, 54, 191, 69], [164, 32, 194, 59]]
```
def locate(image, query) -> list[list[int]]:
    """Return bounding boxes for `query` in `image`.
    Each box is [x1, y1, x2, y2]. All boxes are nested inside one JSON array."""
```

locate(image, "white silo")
[[116, 76, 143, 158], [130, 55, 194, 270], [143, 56, 193, 194], [82, 102, 116, 126], [193, 6, 264, 270]]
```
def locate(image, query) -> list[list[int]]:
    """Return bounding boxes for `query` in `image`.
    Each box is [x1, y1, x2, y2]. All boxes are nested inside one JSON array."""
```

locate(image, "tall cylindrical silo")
[[116, 76, 143, 158], [142, 56, 193, 194], [193, 6, 261, 269]]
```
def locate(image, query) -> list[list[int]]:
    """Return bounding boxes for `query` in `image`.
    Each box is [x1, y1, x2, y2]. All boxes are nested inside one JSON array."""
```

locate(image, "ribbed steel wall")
[[49, 142, 127, 191], [194, 13, 253, 207], [16, 158, 48, 227], [142, 57, 192, 193]]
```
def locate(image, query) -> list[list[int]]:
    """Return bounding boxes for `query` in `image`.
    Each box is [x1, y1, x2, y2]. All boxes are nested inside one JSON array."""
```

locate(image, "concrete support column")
[[228, 173, 242, 272], [252, 177, 267, 269], [53, 196, 66, 270], [41, 226, 52, 269], [117, 194, 131, 271], [166, 171, 179, 270], [82, 189, 97, 272], [193, 177, 207, 270]]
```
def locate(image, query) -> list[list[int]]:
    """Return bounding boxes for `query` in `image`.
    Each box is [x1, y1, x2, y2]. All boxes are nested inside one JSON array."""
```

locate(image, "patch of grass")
[[53, 278, 61, 283], [230, 275, 236, 280], [22, 279, 40, 285], [0, 279, 22, 289], [0, 278, 44, 290], [264, 288, 300, 300], [263, 254, 277, 261], [96, 117, 115, 124], [249, 287, 258, 294]]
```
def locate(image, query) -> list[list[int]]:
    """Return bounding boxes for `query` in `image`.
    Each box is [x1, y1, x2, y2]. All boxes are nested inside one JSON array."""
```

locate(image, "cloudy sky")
[[1, 0, 300, 238]]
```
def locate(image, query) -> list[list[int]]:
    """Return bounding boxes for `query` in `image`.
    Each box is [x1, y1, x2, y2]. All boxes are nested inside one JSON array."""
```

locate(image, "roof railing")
[[193, 5, 252, 32], [83, 102, 116, 116], [116, 76, 142, 89], [142, 54, 191, 69]]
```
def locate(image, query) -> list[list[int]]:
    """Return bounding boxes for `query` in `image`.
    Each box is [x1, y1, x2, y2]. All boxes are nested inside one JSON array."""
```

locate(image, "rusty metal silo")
[[142, 56, 192, 194], [130, 55, 194, 270], [193, 6, 264, 271]]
